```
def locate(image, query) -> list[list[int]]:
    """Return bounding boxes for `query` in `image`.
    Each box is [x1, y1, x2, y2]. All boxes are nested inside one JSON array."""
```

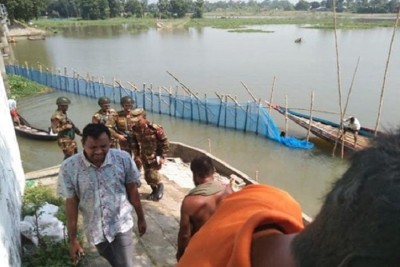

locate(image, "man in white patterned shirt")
[[58, 123, 146, 267]]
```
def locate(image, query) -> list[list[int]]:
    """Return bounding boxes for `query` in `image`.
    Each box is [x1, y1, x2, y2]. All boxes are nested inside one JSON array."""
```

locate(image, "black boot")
[[154, 183, 164, 200], [147, 185, 158, 200]]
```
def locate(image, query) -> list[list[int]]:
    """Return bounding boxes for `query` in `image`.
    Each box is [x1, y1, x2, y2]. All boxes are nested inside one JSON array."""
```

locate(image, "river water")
[[9, 23, 400, 216]]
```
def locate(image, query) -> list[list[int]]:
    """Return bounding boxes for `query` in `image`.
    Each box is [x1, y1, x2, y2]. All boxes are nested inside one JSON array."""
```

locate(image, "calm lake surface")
[[9, 23, 400, 216]]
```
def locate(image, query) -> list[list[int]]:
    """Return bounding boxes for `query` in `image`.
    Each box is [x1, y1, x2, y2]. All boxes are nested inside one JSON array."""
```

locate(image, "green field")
[[31, 11, 398, 33]]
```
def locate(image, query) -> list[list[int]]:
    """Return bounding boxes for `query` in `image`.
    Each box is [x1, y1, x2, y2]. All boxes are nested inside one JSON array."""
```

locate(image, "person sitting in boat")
[[177, 129, 400, 266], [343, 116, 361, 146], [176, 156, 232, 261], [92, 96, 122, 149], [51, 96, 82, 160], [8, 95, 21, 126]]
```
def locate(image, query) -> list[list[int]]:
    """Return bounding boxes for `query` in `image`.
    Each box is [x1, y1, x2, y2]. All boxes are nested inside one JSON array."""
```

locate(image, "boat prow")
[[14, 115, 57, 141]]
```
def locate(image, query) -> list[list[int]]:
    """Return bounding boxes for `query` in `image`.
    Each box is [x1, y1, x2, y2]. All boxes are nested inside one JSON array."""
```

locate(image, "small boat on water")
[[294, 37, 302, 43], [14, 115, 57, 141], [25, 141, 312, 266], [27, 35, 46, 41], [270, 104, 383, 152]]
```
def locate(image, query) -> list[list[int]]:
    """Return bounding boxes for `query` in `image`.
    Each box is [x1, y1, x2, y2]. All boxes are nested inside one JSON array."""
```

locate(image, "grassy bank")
[[30, 11, 399, 32], [8, 75, 53, 100]]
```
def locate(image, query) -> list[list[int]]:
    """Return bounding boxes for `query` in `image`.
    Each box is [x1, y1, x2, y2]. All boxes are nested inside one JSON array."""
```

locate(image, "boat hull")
[[15, 125, 58, 141], [271, 105, 382, 152]]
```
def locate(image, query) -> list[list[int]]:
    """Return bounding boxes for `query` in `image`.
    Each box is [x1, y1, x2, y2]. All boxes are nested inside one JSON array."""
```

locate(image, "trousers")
[[95, 229, 134, 267]]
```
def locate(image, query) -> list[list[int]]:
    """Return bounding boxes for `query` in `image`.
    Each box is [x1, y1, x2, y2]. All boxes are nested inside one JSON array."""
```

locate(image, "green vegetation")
[[8, 75, 53, 100], [21, 185, 84, 267], [2, 0, 398, 24], [29, 12, 399, 34]]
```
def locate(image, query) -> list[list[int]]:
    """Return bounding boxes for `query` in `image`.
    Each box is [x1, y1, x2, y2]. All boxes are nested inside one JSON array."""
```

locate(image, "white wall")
[[0, 72, 24, 266]]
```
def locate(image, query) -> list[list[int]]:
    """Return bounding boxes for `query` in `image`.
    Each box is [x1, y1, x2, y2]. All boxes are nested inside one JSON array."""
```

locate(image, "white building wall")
[[0, 72, 24, 266]]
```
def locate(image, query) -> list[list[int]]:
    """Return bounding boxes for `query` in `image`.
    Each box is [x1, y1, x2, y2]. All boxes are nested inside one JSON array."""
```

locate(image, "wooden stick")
[[285, 95, 289, 135], [127, 81, 138, 91], [208, 138, 212, 154], [241, 81, 257, 102], [374, 9, 400, 135], [306, 92, 314, 142], [166, 71, 200, 100], [268, 76, 276, 114], [331, 0, 345, 158]]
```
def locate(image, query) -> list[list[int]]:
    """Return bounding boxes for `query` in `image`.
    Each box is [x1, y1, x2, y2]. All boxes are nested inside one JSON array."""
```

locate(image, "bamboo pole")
[[331, 0, 345, 158], [142, 83, 146, 110], [158, 87, 162, 114], [64, 67, 68, 91], [244, 102, 249, 133], [268, 76, 276, 114], [127, 81, 138, 91], [169, 87, 173, 117], [174, 88, 178, 118], [255, 98, 261, 135], [205, 94, 209, 124], [166, 71, 200, 100], [224, 95, 228, 128], [374, 9, 400, 135], [240, 81, 257, 102], [285, 95, 289, 135], [215, 93, 223, 127], [306, 92, 314, 142], [332, 57, 361, 156]]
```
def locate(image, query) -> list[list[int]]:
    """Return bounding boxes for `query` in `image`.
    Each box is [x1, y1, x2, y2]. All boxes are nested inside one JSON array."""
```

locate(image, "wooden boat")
[[27, 35, 46, 41], [14, 115, 57, 141], [24, 141, 312, 266], [270, 104, 382, 152], [294, 37, 302, 43]]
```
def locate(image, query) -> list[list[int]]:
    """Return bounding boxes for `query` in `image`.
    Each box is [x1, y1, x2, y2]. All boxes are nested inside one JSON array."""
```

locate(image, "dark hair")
[[190, 156, 215, 180], [292, 129, 400, 266], [82, 123, 111, 144]]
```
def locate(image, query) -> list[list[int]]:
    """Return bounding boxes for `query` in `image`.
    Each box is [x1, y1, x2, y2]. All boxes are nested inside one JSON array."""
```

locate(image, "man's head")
[[190, 156, 215, 186], [56, 96, 71, 112], [82, 123, 112, 167], [120, 96, 135, 111], [132, 108, 147, 128], [292, 129, 400, 266], [98, 96, 111, 112], [350, 117, 355, 124]]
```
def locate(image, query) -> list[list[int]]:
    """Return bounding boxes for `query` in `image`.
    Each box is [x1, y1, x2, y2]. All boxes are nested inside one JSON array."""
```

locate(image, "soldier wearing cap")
[[115, 96, 141, 156], [131, 108, 169, 201], [92, 96, 122, 148], [51, 96, 82, 160]]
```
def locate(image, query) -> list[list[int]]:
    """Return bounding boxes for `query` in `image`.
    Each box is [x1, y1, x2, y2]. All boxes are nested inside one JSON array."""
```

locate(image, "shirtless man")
[[176, 156, 232, 261]]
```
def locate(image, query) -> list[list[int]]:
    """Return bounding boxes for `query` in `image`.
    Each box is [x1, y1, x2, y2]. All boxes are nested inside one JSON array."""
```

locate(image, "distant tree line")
[[0, 0, 398, 22], [293, 0, 399, 13]]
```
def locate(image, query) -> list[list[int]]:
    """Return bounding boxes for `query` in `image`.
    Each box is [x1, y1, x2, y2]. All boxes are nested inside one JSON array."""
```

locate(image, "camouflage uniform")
[[92, 108, 119, 148], [51, 110, 80, 159], [115, 109, 141, 155], [131, 121, 169, 186]]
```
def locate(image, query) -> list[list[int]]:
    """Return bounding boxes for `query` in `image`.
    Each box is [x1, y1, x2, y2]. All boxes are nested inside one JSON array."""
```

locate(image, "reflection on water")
[[18, 92, 347, 217]]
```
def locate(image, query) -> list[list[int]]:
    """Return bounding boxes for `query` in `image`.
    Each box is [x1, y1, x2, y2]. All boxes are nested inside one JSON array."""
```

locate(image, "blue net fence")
[[6, 64, 313, 150]]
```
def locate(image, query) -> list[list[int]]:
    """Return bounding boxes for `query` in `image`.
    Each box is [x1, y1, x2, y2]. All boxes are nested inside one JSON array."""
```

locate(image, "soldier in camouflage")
[[92, 96, 123, 148], [51, 96, 82, 160], [131, 108, 169, 201], [115, 96, 140, 156]]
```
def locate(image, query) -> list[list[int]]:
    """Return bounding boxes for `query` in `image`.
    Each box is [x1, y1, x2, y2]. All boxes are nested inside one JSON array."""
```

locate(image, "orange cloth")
[[177, 184, 304, 267]]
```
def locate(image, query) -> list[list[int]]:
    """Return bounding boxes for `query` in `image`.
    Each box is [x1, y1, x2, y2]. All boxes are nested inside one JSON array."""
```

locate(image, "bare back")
[[184, 185, 232, 234]]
